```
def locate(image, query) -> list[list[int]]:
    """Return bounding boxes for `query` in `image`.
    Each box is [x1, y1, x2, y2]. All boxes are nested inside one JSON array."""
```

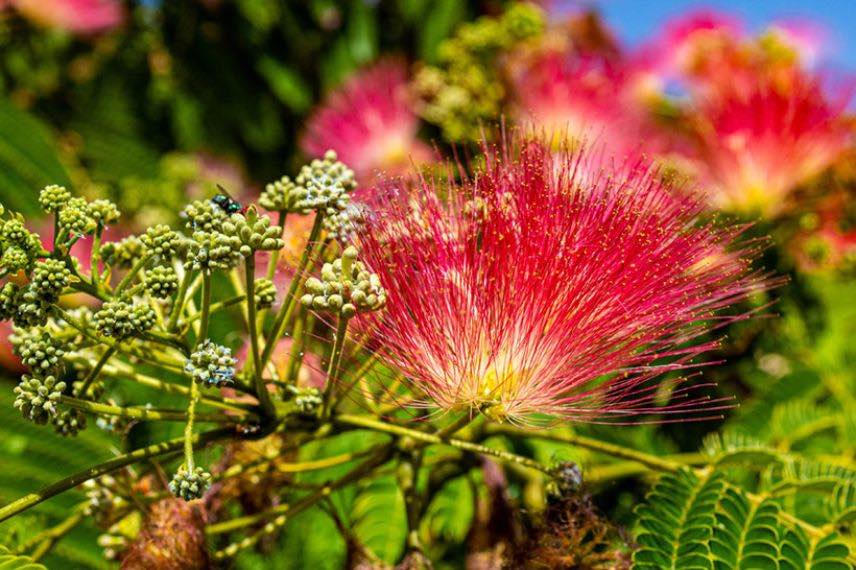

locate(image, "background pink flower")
[[301, 59, 434, 185]]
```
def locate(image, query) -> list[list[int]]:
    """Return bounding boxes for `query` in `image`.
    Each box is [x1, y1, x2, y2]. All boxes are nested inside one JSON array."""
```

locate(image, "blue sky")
[[595, 0, 856, 70]]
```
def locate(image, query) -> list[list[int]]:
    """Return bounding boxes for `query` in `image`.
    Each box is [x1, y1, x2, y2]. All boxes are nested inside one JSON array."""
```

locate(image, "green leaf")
[[0, 547, 47, 570], [634, 468, 725, 569], [0, 99, 70, 216], [418, 0, 467, 63], [256, 57, 313, 114], [420, 476, 474, 544], [351, 476, 406, 564], [711, 488, 781, 570]]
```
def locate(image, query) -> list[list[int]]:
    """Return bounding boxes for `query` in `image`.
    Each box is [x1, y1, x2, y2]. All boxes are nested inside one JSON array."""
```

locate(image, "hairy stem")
[[60, 395, 230, 423], [75, 344, 118, 398]]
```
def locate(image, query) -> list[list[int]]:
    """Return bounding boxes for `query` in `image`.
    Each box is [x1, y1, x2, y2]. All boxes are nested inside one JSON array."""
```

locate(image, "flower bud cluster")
[[413, 3, 543, 142], [144, 266, 179, 298], [260, 151, 357, 219], [101, 236, 145, 268], [31, 258, 71, 299], [87, 199, 121, 227], [53, 408, 87, 437], [12, 328, 66, 374], [141, 224, 184, 260], [182, 199, 228, 232], [169, 466, 212, 501], [94, 300, 157, 338], [1, 216, 43, 273], [285, 385, 323, 414], [13, 374, 66, 424], [254, 277, 276, 308], [301, 246, 386, 317], [185, 339, 237, 386], [58, 197, 98, 236], [221, 207, 285, 257], [38, 184, 71, 213], [187, 230, 243, 271], [323, 202, 367, 241], [83, 476, 127, 523]]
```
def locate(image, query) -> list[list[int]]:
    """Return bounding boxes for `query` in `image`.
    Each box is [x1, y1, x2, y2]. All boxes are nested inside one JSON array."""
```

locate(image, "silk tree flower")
[[685, 69, 853, 217], [354, 136, 768, 425], [506, 41, 667, 161], [5, 0, 123, 35], [300, 59, 433, 185]]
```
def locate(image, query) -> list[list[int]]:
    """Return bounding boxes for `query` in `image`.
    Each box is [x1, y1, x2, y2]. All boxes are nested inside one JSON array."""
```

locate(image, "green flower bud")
[[259, 175, 305, 213], [14, 286, 52, 328], [182, 200, 228, 232], [285, 385, 323, 415], [300, 247, 386, 315], [185, 339, 237, 386], [12, 328, 66, 374], [31, 258, 70, 300], [144, 265, 179, 298], [254, 277, 276, 308], [13, 374, 66, 425], [0, 217, 42, 271], [53, 407, 87, 437], [187, 231, 242, 271], [1, 246, 29, 273], [169, 465, 212, 501], [86, 199, 121, 227], [322, 202, 366, 241], [141, 224, 184, 260], [294, 150, 357, 213], [100, 236, 145, 269], [58, 197, 97, 236], [94, 300, 156, 338], [0, 282, 19, 320], [221, 207, 285, 256], [39, 184, 71, 213]]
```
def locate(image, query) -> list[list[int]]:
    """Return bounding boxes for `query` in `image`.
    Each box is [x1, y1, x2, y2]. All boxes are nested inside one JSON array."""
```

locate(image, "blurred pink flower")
[[685, 69, 853, 217], [7, 0, 123, 35], [301, 59, 434, 185]]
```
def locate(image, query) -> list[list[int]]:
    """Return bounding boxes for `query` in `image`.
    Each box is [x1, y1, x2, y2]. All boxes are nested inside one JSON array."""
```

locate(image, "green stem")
[[261, 213, 325, 371], [115, 254, 152, 295], [246, 256, 276, 418], [209, 445, 393, 559], [60, 395, 229, 423], [321, 316, 349, 417], [197, 271, 212, 344], [74, 344, 118, 398], [89, 228, 102, 289], [485, 425, 681, 472], [28, 508, 84, 561], [335, 415, 551, 475], [265, 211, 287, 281], [285, 308, 310, 384], [184, 381, 201, 470], [167, 266, 193, 332], [182, 295, 246, 329], [0, 427, 232, 523]]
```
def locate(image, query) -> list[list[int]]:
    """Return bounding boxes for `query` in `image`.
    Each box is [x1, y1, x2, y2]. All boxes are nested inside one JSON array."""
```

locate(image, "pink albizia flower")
[[301, 59, 433, 185], [507, 43, 668, 160], [355, 136, 769, 425], [8, 0, 123, 35], [639, 9, 744, 90], [686, 69, 853, 217]]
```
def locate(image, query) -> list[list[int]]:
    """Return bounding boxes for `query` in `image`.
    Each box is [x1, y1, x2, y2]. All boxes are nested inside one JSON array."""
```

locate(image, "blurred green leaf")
[[418, 0, 467, 63], [0, 99, 70, 216], [351, 476, 406, 564], [257, 57, 313, 114]]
